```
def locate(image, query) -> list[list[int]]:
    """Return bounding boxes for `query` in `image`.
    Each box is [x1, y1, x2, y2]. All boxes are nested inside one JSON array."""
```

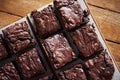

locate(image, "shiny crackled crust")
[[31, 5, 61, 37], [0, 62, 20, 80], [70, 24, 104, 57], [17, 48, 45, 78], [2, 21, 35, 54], [0, 35, 7, 60], [54, 0, 84, 30], [85, 51, 114, 80], [59, 64, 87, 80], [44, 34, 76, 69]]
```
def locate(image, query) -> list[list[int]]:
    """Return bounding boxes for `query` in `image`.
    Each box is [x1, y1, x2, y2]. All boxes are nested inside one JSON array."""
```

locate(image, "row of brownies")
[[0, 0, 114, 80]]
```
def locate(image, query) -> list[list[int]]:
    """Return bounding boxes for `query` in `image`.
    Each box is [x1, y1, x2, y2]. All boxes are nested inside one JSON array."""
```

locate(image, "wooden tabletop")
[[0, 0, 120, 71]]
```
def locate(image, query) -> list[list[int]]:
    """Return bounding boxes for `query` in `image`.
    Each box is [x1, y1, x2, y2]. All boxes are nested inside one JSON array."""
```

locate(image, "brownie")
[[59, 64, 87, 80], [17, 48, 45, 78], [31, 5, 61, 37], [44, 34, 76, 69], [0, 62, 20, 80], [70, 24, 103, 57], [85, 51, 115, 80], [54, 0, 84, 30], [2, 21, 35, 54], [0, 35, 7, 60]]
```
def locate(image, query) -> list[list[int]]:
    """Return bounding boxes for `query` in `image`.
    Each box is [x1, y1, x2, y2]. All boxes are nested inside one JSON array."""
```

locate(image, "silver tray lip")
[[0, 0, 119, 79]]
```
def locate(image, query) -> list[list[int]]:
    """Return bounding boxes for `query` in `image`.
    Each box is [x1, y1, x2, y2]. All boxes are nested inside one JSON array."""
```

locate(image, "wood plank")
[[0, 12, 21, 28], [106, 41, 120, 71], [88, 5, 120, 43], [86, 0, 120, 13], [0, 0, 52, 16]]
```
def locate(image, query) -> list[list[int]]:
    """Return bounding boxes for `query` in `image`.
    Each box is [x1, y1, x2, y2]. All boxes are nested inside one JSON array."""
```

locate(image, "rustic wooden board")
[[88, 5, 120, 43], [0, 12, 21, 28], [86, 0, 120, 13], [0, 0, 52, 16], [107, 41, 120, 71]]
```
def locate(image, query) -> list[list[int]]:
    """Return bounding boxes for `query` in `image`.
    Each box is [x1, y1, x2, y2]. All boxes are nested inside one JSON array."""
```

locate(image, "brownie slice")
[[70, 24, 103, 57], [59, 64, 87, 80], [0, 35, 7, 60], [44, 34, 76, 69], [85, 51, 114, 80], [3, 21, 35, 54], [16, 48, 45, 78], [54, 0, 84, 30], [0, 62, 20, 80], [31, 5, 61, 37]]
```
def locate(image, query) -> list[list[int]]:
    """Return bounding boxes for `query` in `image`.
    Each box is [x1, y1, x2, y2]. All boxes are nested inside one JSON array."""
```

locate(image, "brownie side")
[[85, 51, 115, 80], [0, 35, 7, 60], [0, 62, 20, 80], [2, 21, 35, 54], [31, 5, 61, 37], [54, 0, 83, 30], [17, 48, 45, 78], [70, 24, 103, 57], [44, 34, 76, 69], [59, 64, 87, 80]]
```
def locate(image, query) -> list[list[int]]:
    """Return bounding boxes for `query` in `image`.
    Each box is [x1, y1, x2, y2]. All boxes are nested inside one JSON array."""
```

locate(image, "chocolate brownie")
[[70, 24, 103, 57], [59, 64, 87, 80], [31, 5, 61, 37], [85, 51, 114, 80], [3, 21, 35, 54], [0, 62, 20, 80], [0, 35, 7, 60], [44, 34, 76, 69], [54, 0, 84, 30], [17, 48, 45, 78]]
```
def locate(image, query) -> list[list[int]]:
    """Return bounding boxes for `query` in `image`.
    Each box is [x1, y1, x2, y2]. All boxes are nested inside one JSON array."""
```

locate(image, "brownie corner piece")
[[16, 48, 45, 78], [59, 64, 87, 80], [0, 35, 7, 60], [54, 0, 84, 30], [31, 5, 61, 37], [0, 62, 20, 80], [44, 34, 76, 69], [85, 51, 114, 80], [2, 21, 35, 54], [70, 24, 104, 57]]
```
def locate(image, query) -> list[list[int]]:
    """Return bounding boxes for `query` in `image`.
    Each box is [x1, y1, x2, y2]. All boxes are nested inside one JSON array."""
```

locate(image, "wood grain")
[[106, 41, 120, 71], [0, 12, 20, 28], [86, 0, 120, 13], [0, 0, 52, 16], [88, 5, 120, 43]]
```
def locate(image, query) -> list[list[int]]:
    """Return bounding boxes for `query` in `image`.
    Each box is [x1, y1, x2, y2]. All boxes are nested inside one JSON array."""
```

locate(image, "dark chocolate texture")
[[0, 62, 20, 80], [0, 35, 7, 60], [17, 48, 45, 78], [44, 34, 76, 69], [3, 21, 35, 54], [70, 24, 103, 57], [59, 64, 87, 80], [85, 51, 114, 80], [54, 0, 84, 30], [31, 5, 61, 37]]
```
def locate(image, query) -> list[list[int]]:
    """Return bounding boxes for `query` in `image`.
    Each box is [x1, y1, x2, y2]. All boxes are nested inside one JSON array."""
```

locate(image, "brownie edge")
[[85, 51, 114, 80]]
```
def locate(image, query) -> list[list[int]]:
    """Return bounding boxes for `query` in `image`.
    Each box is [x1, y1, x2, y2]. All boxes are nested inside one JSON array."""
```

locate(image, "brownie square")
[[3, 21, 35, 54], [70, 24, 103, 57], [0, 35, 7, 60], [44, 34, 76, 69], [59, 64, 87, 80], [17, 48, 45, 78], [0, 62, 20, 80], [54, 0, 83, 30], [31, 5, 61, 37], [85, 51, 114, 80]]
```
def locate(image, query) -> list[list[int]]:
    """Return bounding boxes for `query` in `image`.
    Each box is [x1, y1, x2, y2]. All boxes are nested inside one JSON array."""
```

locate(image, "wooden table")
[[0, 0, 120, 71]]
